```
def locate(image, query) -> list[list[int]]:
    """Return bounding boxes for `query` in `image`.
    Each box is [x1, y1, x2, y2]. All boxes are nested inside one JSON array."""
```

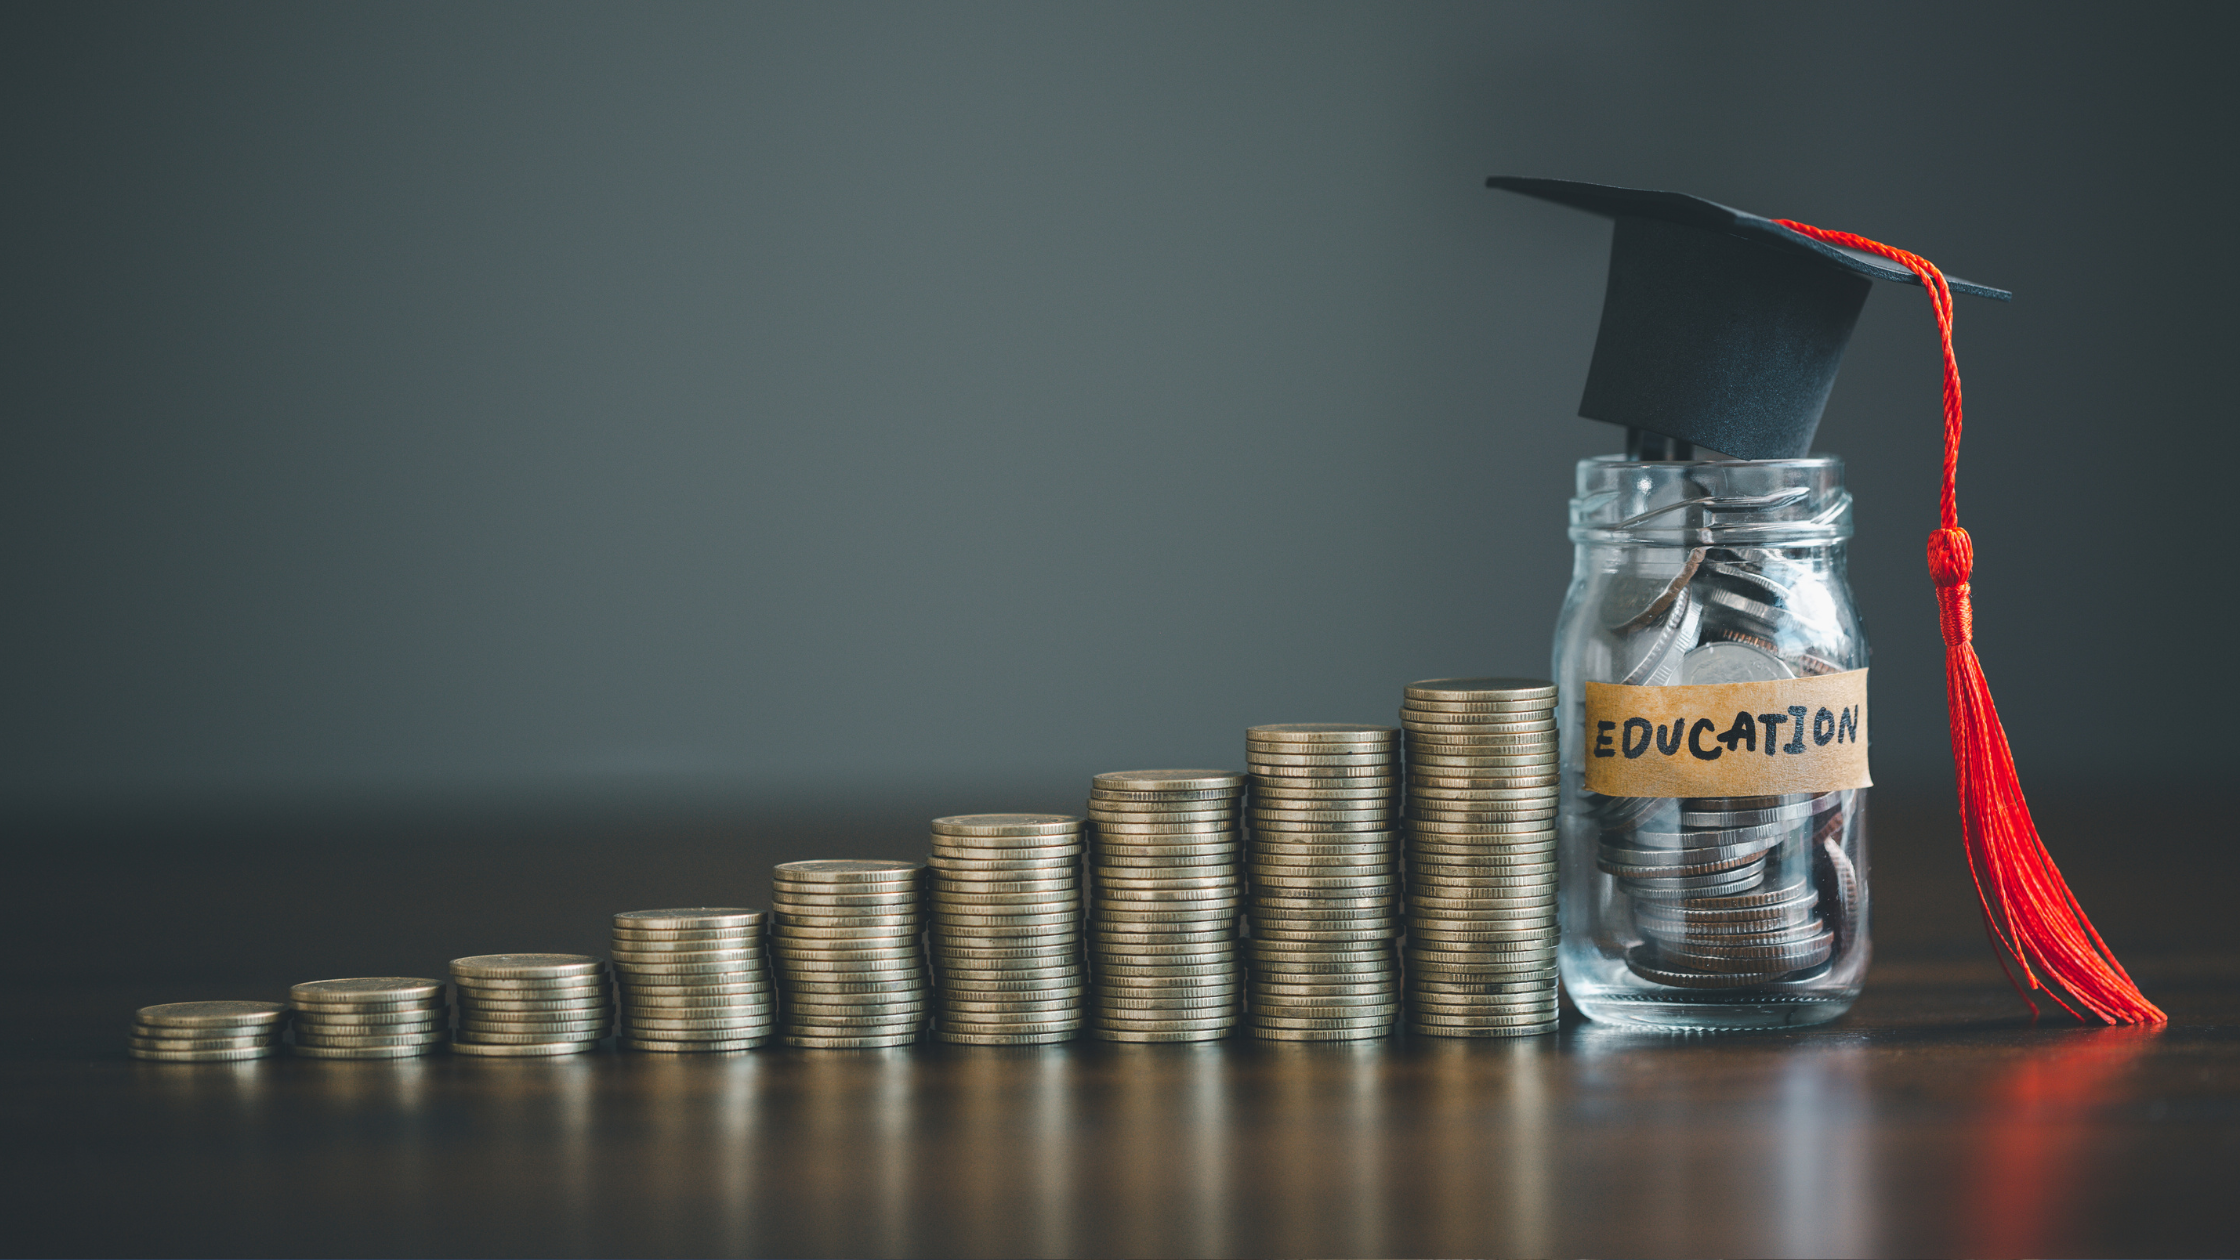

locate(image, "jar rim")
[[1571, 453, 1851, 544], [1582, 453, 1844, 470]]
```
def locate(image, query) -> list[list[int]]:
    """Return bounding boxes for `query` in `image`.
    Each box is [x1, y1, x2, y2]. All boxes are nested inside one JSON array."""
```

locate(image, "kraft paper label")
[[1582, 669, 1869, 797]]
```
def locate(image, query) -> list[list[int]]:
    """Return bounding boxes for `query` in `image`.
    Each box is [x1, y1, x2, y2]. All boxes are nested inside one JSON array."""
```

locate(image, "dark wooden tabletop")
[[5, 787, 2233, 1258]]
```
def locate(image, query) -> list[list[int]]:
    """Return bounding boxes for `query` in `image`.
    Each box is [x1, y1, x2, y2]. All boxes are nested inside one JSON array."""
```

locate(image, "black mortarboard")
[[1486, 176, 2011, 460]]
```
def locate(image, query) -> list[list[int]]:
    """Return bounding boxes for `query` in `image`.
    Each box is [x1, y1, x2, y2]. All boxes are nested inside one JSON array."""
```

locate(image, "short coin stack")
[[449, 954, 610, 1057], [612, 909, 774, 1051], [771, 860, 928, 1048], [1086, 770, 1247, 1042], [128, 1001, 287, 1062], [929, 814, 1084, 1045], [288, 978, 447, 1059], [1401, 677, 1562, 1036], [1245, 726, 1403, 1041]]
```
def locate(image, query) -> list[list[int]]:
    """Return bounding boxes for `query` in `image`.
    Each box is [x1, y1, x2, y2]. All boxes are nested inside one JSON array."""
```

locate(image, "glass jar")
[[1554, 456, 1870, 1029]]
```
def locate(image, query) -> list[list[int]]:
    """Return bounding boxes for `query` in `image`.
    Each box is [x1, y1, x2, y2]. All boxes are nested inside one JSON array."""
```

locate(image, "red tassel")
[[1774, 218, 2164, 1025]]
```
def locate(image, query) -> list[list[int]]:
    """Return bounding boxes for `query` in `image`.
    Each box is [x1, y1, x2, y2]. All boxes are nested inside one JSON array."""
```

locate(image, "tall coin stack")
[[1085, 770, 1247, 1043], [928, 814, 1084, 1045], [1401, 677, 1562, 1036], [288, 978, 447, 1059], [128, 1000, 287, 1062], [612, 909, 774, 1052], [1245, 725, 1403, 1041], [449, 954, 610, 1057], [770, 860, 928, 1049]]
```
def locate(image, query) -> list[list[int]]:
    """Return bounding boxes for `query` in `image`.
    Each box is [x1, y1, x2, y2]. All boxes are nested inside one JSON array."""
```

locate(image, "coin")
[[608, 933, 765, 952], [606, 926, 765, 940], [619, 982, 768, 999], [614, 908, 764, 930], [1245, 764, 1400, 781], [1254, 950, 1388, 973], [776, 869, 922, 892], [1245, 752, 1400, 769], [620, 1017, 777, 1033], [458, 1010, 611, 1029], [134, 1001, 288, 1030], [445, 1031, 600, 1049], [1623, 945, 1792, 988], [1404, 727, 1559, 744], [293, 1042, 444, 1058], [454, 999, 613, 1022], [1246, 780, 1402, 796], [621, 1025, 773, 1040], [1086, 805, 1237, 824], [622, 1031, 770, 1049], [291, 978, 444, 1004], [128, 1045, 277, 1062], [294, 1030, 449, 1048], [1244, 723, 1397, 742], [1092, 770, 1248, 792], [625, 996, 774, 1013], [623, 1015, 782, 1032], [291, 1006, 451, 1025], [931, 813, 1084, 838], [128, 1034, 272, 1052], [610, 948, 763, 967], [290, 997, 446, 1015], [449, 974, 609, 991], [1403, 677, 1558, 702], [449, 954, 604, 980]]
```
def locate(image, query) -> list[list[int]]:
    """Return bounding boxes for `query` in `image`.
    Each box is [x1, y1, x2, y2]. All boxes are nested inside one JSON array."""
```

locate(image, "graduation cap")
[[1486, 176, 2164, 1026], [1486, 175, 2010, 460]]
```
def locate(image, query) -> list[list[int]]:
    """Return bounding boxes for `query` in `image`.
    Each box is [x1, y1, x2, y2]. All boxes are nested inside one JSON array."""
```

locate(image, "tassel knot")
[[1926, 525, 1974, 587], [1928, 527, 1975, 646]]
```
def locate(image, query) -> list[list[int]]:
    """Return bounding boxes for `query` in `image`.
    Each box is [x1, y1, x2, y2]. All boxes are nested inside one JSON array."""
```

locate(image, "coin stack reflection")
[[449, 954, 610, 1057], [929, 814, 1084, 1045], [612, 909, 774, 1051], [288, 978, 447, 1059], [128, 1001, 287, 1062], [771, 860, 928, 1048], [1402, 677, 1562, 1036], [1245, 725, 1403, 1041], [1086, 770, 1247, 1042]]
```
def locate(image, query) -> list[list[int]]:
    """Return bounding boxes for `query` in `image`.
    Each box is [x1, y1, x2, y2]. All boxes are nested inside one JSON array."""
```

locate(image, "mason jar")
[[1554, 455, 1870, 1029]]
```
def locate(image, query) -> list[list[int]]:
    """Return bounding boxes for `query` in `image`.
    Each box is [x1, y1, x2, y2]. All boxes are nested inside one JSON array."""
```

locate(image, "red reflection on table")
[[1959, 1026, 2157, 1258]]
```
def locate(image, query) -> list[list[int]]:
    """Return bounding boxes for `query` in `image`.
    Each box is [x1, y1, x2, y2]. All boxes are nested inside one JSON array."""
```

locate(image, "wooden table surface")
[[4, 788, 2233, 1258]]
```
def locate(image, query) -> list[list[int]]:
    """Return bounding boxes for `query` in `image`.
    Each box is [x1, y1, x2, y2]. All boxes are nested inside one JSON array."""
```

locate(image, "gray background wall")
[[6, 1, 2231, 810]]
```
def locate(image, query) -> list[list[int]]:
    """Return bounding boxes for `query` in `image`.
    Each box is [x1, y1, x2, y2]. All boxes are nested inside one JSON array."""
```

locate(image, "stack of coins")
[[1085, 770, 1247, 1043], [1607, 793, 1838, 987], [770, 860, 928, 1049], [128, 1001, 287, 1062], [612, 909, 774, 1051], [1402, 677, 1562, 1037], [288, 978, 447, 1059], [928, 814, 1084, 1045], [449, 954, 610, 1057], [1245, 725, 1403, 1041]]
